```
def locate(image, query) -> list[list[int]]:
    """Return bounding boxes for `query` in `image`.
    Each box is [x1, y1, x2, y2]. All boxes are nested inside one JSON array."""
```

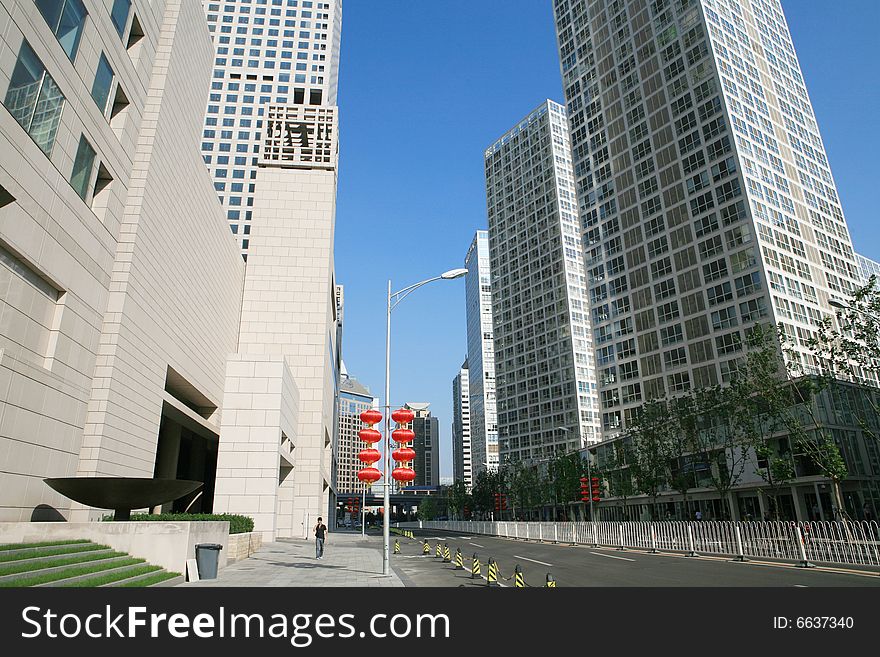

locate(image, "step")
[[153, 574, 184, 587], [0, 542, 104, 562], [39, 561, 149, 588], [0, 541, 94, 557], [0, 548, 114, 572], [106, 570, 182, 588], [0, 555, 133, 586]]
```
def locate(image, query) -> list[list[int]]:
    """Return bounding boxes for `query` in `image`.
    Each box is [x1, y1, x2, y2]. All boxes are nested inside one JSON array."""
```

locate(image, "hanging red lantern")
[[358, 427, 381, 444], [392, 447, 416, 462], [391, 408, 414, 424], [358, 448, 381, 465], [392, 467, 416, 483], [360, 409, 383, 426], [357, 467, 382, 484], [391, 428, 415, 444]]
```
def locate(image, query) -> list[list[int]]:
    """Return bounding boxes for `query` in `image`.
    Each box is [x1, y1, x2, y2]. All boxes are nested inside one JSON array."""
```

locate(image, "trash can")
[[194, 543, 223, 580]]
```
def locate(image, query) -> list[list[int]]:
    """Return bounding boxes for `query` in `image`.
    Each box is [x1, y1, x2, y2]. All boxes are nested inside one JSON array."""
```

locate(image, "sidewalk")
[[181, 531, 404, 587]]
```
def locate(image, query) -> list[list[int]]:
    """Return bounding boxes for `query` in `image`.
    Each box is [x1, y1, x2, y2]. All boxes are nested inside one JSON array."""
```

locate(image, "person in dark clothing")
[[315, 517, 328, 559]]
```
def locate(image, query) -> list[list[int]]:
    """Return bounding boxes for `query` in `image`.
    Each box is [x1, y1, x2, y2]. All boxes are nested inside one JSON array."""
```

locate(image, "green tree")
[[628, 398, 675, 519], [417, 496, 437, 521], [447, 480, 472, 520]]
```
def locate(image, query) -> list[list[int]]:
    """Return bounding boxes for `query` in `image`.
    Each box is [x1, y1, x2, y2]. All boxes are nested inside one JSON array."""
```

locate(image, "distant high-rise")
[[464, 231, 498, 476], [856, 253, 880, 285], [405, 403, 440, 487], [485, 100, 602, 463], [336, 375, 375, 495], [201, 0, 342, 255], [452, 360, 472, 489], [552, 0, 862, 436]]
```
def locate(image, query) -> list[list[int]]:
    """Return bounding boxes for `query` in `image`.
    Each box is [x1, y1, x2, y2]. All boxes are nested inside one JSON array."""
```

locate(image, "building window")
[[91, 53, 114, 115], [3, 41, 65, 155], [70, 135, 96, 200], [35, 0, 87, 61], [110, 0, 131, 37]]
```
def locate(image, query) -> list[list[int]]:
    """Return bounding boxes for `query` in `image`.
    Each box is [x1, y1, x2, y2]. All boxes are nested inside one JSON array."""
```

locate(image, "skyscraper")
[[485, 100, 602, 463], [201, 0, 342, 255], [336, 374, 375, 495], [452, 360, 472, 489], [552, 0, 861, 436], [405, 403, 440, 487], [465, 231, 499, 476]]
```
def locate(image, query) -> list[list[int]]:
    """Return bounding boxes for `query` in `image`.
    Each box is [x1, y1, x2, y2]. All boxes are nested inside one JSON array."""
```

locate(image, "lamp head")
[[441, 268, 468, 280], [828, 298, 850, 311]]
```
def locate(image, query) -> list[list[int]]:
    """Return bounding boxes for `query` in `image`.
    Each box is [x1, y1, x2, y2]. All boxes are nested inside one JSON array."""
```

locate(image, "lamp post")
[[382, 267, 467, 576], [829, 297, 880, 323]]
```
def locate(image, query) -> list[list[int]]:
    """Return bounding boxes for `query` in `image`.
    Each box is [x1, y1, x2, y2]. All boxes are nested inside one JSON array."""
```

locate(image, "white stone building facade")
[[0, 0, 244, 521]]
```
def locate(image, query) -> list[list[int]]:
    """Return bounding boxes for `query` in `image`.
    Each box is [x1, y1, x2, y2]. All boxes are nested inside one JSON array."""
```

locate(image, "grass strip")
[[117, 571, 181, 587], [0, 540, 89, 552], [0, 558, 144, 588], [0, 551, 125, 577], [0, 543, 106, 563], [61, 565, 162, 588]]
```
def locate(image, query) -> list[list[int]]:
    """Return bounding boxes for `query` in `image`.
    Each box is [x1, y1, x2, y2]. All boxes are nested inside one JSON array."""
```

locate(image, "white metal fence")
[[404, 520, 880, 569]]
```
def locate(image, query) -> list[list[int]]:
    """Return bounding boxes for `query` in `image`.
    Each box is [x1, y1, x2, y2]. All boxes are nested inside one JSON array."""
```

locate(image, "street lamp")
[[382, 267, 467, 576], [556, 426, 596, 523], [829, 297, 880, 323]]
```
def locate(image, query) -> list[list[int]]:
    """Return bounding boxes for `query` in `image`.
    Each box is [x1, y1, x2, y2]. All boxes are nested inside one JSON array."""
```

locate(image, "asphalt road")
[[390, 528, 880, 587]]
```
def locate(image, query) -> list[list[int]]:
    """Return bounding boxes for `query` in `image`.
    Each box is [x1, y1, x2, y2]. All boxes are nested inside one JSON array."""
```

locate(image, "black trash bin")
[[194, 543, 223, 580]]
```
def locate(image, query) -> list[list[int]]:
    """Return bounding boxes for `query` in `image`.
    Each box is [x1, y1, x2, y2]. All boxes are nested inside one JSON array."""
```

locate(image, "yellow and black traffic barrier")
[[471, 554, 481, 579], [394, 539, 400, 554], [545, 573, 556, 587], [435, 543, 443, 559], [443, 543, 451, 563], [422, 541, 430, 556], [486, 558, 499, 587], [454, 548, 464, 570], [514, 564, 525, 588]]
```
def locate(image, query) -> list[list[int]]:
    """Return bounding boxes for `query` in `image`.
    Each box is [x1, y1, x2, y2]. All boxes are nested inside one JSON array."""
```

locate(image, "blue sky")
[[334, 1, 880, 479]]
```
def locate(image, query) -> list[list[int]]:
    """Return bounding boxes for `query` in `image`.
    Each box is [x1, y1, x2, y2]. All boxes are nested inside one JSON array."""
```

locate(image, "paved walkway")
[[181, 531, 404, 587]]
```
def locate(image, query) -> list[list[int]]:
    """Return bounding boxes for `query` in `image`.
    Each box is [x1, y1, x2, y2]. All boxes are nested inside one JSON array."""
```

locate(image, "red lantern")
[[391, 408, 414, 424], [392, 467, 416, 483], [391, 428, 415, 444], [358, 428, 381, 444], [392, 447, 416, 462], [358, 448, 381, 465], [360, 409, 383, 426], [357, 467, 382, 484]]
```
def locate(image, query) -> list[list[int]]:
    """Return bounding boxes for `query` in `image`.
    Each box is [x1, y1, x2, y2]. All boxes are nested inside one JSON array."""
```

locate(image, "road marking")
[[456, 536, 473, 540], [469, 542, 484, 548], [590, 551, 636, 562], [514, 555, 553, 567], [793, 584, 808, 587]]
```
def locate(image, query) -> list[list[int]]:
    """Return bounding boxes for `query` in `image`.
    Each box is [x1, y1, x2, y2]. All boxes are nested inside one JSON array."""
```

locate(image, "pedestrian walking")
[[315, 517, 328, 559], [811, 503, 820, 521], [864, 503, 874, 523], [694, 509, 702, 521]]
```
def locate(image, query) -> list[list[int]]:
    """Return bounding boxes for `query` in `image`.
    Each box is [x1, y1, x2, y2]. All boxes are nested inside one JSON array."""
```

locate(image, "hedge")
[[105, 513, 254, 534]]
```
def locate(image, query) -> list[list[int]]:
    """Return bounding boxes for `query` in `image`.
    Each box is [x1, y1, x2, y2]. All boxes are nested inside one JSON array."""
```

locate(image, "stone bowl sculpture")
[[44, 477, 203, 520]]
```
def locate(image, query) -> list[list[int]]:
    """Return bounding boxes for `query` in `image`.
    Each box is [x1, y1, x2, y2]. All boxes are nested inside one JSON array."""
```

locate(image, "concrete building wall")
[[0, 0, 243, 521], [230, 160, 339, 537], [75, 0, 244, 491]]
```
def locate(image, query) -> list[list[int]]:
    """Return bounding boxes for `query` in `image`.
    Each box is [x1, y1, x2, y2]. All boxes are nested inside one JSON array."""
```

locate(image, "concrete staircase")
[[0, 540, 182, 587]]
